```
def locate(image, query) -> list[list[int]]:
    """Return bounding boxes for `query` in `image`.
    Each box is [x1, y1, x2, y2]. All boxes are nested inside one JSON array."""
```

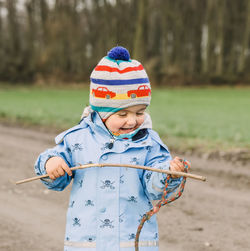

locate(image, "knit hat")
[[89, 46, 151, 119]]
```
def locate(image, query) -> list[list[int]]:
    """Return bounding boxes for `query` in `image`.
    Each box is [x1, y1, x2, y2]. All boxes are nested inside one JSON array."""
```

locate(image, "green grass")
[[0, 85, 249, 151], [0, 86, 89, 128], [149, 87, 250, 151]]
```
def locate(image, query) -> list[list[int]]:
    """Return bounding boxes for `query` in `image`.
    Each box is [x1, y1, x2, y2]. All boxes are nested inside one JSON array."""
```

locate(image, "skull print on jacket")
[[34, 111, 182, 251]]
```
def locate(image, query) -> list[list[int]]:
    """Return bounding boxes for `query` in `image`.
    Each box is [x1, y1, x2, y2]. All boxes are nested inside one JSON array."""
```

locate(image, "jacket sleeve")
[[143, 133, 182, 201], [34, 136, 73, 191]]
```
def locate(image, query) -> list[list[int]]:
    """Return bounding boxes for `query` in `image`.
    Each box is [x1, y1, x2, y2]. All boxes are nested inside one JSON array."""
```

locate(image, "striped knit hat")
[[89, 46, 151, 119]]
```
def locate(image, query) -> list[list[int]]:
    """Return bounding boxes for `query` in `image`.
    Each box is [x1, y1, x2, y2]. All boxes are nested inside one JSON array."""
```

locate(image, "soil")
[[1, 124, 250, 251]]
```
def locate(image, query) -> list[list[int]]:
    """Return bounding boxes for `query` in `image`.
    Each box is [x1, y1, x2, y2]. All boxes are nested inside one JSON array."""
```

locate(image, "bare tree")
[[0, 0, 249, 84], [133, 0, 148, 61], [215, 0, 226, 76], [237, 0, 250, 73], [201, 0, 214, 75]]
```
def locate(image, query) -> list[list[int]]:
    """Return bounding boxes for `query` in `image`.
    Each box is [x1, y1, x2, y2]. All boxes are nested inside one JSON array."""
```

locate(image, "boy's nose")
[[126, 115, 137, 127]]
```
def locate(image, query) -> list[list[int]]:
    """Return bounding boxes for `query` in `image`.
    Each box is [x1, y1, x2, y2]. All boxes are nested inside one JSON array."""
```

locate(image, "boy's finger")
[[49, 173, 56, 180], [173, 157, 183, 165], [46, 170, 55, 180], [170, 162, 181, 172], [170, 165, 180, 178], [175, 157, 183, 162], [57, 166, 65, 176], [173, 160, 184, 170], [62, 164, 72, 176], [175, 157, 191, 171], [53, 170, 61, 178]]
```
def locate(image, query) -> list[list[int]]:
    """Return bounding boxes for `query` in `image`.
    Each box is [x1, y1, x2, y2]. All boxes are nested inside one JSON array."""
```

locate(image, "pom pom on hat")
[[107, 46, 130, 61]]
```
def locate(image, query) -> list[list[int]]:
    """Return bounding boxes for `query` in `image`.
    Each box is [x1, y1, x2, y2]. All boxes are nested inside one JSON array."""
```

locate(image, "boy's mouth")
[[119, 126, 137, 134]]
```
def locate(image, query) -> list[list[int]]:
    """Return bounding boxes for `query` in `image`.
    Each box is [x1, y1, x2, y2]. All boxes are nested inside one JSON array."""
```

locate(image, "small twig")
[[15, 163, 206, 185]]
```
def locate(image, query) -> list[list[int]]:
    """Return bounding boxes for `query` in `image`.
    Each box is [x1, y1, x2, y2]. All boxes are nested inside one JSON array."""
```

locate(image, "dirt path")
[[1, 124, 250, 251]]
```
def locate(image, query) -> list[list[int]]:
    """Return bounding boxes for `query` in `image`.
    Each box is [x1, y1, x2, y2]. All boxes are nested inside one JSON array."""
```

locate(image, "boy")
[[35, 46, 189, 251]]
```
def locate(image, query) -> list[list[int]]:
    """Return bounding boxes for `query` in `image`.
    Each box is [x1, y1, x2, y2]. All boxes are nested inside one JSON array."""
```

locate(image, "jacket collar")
[[83, 111, 111, 138], [81, 111, 153, 150]]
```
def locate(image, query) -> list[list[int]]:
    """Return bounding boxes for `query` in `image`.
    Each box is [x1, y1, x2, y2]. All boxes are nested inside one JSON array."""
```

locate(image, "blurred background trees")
[[0, 0, 249, 85]]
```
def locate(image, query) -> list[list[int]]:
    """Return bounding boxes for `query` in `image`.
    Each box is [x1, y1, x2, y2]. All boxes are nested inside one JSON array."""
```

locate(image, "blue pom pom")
[[107, 46, 130, 61]]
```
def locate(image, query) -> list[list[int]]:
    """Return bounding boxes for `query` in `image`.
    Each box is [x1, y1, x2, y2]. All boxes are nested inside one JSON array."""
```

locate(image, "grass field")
[[0, 85, 249, 151]]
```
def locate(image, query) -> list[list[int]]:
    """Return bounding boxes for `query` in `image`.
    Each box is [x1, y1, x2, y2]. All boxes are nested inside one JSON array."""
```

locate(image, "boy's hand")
[[45, 156, 72, 180], [169, 157, 191, 178]]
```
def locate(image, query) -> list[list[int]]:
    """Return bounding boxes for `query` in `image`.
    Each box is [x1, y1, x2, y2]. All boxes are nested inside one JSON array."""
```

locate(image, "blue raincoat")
[[35, 111, 181, 251]]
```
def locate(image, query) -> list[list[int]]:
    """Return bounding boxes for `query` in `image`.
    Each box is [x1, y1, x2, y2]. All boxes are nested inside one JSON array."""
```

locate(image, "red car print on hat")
[[127, 85, 151, 98], [92, 87, 116, 99]]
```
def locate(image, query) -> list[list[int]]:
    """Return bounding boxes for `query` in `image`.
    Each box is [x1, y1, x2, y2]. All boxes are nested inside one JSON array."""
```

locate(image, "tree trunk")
[[39, 0, 49, 46], [237, 0, 250, 73], [26, 0, 36, 51], [133, 0, 148, 61], [201, 0, 214, 75], [0, 1, 3, 48], [6, 0, 20, 55], [0, 1, 4, 73], [215, 0, 225, 76]]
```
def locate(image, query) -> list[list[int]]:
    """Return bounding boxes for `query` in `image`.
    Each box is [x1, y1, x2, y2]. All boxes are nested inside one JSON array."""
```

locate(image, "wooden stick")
[[15, 163, 206, 185]]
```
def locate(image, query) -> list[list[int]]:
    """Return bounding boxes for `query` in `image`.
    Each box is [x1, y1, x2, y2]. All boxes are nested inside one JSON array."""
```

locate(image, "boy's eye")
[[118, 113, 127, 117], [136, 112, 145, 116]]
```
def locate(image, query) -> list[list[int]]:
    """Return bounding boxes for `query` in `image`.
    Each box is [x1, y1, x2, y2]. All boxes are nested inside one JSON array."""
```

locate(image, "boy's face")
[[105, 105, 146, 134]]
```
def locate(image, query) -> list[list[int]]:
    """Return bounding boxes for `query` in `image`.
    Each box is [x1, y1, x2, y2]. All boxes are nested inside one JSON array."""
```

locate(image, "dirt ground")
[[0, 124, 250, 251]]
